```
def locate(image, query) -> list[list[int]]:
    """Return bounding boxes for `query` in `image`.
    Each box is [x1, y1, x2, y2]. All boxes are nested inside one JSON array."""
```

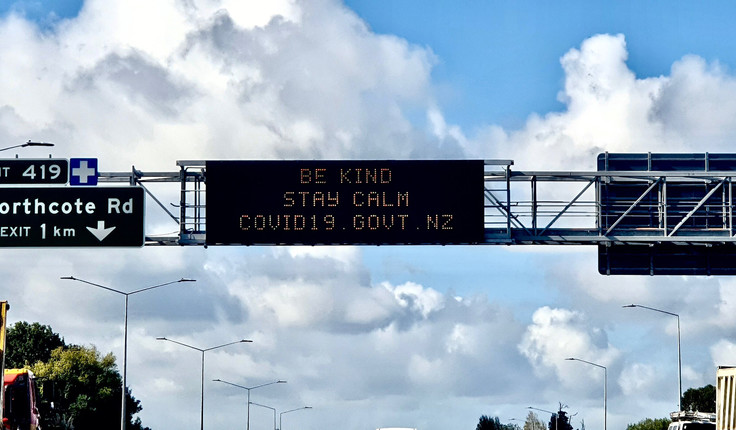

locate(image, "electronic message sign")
[[0, 186, 144, 247], [205, 160, 484, 245]]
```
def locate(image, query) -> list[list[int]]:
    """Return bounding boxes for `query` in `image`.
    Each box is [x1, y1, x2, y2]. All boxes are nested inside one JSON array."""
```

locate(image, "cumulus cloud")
[[3, 1, 736, 429], [711, 340, 736, 367], [619, 362, 660, 397], [0, 0, 454, 172], [519, 307, 620, 382], [461, 33, 736, 170]]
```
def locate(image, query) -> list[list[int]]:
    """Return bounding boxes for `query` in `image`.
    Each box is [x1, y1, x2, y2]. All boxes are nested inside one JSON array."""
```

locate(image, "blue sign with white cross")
[[69, 158, 98, 186]]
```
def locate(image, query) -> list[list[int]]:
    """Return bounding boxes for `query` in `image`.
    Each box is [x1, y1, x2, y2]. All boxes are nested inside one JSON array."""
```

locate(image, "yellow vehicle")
[[2, 369, 41, 430]]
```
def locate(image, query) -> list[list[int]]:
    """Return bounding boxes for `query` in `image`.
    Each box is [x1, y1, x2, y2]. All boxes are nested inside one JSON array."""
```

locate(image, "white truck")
[[668, 411, 716, 430]]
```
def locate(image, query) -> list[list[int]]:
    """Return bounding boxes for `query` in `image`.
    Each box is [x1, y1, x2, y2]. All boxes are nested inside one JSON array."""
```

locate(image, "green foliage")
[[682, 385, 716, 412], [626, 417, 671, 430], [5, 321, 65, 368], [548, 407, 573, 430], [524, 411, 546, 430], [5, 321, 150, 430], [476, 415, 520, 430], [32, 345, 123, 429], [625, 384, 717, 430], [478, 415, 501, 430]]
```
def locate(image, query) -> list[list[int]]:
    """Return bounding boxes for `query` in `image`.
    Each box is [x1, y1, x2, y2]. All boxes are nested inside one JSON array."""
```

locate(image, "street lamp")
[[250, 401, 277, 430], [528, 406, 558, 430], [624, 303, 682, 411], [157, 337, 253, 430], [279, 406, 312, 430], [213, 378, 286, 430], [61, 276, 195, 430], [0, 140, 54, 153], [519, 411, 544, 430], [566, 357, 606, 430]]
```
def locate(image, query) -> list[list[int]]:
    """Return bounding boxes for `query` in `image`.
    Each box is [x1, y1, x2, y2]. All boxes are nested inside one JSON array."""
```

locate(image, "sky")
[[2, 0, 736, 429]]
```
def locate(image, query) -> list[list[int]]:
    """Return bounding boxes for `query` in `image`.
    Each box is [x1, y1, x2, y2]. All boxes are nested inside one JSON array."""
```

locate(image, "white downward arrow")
[[87, 220, 116, 242]]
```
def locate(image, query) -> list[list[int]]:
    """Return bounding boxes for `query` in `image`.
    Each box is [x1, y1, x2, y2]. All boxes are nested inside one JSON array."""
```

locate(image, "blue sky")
[[2, 1, 736, 430], [0, 0, 80, 26], [346, 0, 736, 129]]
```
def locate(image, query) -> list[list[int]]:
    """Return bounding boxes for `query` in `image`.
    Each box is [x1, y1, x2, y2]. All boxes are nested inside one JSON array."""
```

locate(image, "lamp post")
[[508, 418, 523, 430], [213, 378, 286, 430], [566, 357, 606, 430], [250, 401, 277, 430], [0, 140, 54, 153], [624, 303, 682, 411], [61, 276, 195, 430], [528, 406, 557, 430], [279, 406, 312, 430], [157, 338, 252, 430], [520, 411, 544, 430]]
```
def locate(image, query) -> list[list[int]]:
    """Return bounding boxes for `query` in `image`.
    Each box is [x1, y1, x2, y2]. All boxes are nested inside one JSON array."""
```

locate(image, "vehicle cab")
[[669, 411, 717, 430], [3, 369, 41, 430]]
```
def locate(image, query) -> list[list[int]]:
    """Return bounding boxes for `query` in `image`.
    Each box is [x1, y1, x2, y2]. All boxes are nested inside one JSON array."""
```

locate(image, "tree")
[[478, 415, 503, 430], [5, 321, 65, 368], [525, 411, 546, 430], [682, 385, 716, 412], [626, 417, 671, 430], [6, 321, 151, 429], [32, 345, 122, 429], [476, 415, 520, 430], [548, 405, 573, 430]]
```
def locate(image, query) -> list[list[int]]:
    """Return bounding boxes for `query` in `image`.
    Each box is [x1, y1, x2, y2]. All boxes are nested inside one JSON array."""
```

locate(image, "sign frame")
[[0, 186, 145, 247]]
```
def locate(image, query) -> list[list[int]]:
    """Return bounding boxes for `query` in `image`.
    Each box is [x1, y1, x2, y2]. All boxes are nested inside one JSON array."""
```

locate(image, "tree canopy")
[[476, 415, 520, 430], [32, 345, 122, 429], [682, 385, 716, 412], [626, 417, 671, 430], [5, 321, 64, 368], [547, 405, 573, 430], [5, 320, 150, 430], [524, 411, 546, 430]]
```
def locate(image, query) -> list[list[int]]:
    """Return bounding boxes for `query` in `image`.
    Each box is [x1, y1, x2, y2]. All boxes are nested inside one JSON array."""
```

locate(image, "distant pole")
[[624, 304, 682, 411], [250, 401, 277, 430], [279, 406, 312, 430], [0, 141, 54, 153], [62, 276, 195, 430], [528, 406, 557, 430], [157, 338, 252, 430], [566, 358, 606, 430], [212, 378, 286, 430]]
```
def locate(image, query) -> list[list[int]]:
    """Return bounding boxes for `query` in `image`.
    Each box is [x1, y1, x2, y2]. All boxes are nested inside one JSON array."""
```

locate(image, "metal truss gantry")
[[484, 161, 736, 246], [100, 159, 736, 247]]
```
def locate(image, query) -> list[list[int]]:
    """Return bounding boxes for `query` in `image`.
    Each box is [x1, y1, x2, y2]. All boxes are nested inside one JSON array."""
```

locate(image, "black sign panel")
[[597, 153, 736, 275], [599, 243, 736, 276], [0, 187, 144, 247], [205, 160, 484, 245], [0, 159, 68, 184]]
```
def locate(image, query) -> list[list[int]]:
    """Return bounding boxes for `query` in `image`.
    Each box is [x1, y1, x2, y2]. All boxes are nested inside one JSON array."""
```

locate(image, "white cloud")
[[462, 33, 736, 171], [619, 362, 659, 396], [711, 340, 736, 368], [0, 0, 445, 173], [384, 281, 445, 319], [519, 307, 620, 385], [713, 280, 736, 329], [3, 1, 736, 428]]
